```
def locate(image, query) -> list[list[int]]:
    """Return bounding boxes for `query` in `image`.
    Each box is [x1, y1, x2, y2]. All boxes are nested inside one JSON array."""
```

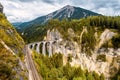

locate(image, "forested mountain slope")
[[24, 16, 120, 80], [0, 13, 27, 79], [17, 5, 100, 32], [23, 16, 120, 46]]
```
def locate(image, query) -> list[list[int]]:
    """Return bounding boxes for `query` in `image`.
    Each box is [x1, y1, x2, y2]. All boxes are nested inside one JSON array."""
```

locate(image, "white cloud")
[[0, 0, 63, 22], [0, 0, 120, 22]]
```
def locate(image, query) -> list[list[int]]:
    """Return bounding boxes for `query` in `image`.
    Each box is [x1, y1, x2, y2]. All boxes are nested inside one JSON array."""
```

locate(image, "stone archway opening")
[[46, 42, 50, 56], [34, 43, 38, 50], [30, 44, 33, 49], [40, 43, 43, 54]]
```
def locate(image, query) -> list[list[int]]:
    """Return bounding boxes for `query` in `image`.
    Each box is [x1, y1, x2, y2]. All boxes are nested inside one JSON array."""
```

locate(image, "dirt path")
[[25, 45, 42, 80]]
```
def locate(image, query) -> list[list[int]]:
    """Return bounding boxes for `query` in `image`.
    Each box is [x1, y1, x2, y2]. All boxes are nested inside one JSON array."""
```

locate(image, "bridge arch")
[[28, 40, 58, 57]]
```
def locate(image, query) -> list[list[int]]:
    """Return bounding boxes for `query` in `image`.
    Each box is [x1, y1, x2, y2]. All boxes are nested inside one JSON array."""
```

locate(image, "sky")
[[0, 0, 120, 22]]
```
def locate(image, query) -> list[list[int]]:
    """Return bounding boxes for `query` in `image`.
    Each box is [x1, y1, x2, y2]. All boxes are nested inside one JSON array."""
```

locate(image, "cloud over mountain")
[[0, 0, 120, 22]]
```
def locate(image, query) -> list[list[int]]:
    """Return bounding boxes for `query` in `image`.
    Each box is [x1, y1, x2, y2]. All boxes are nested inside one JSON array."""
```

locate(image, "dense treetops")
[[32, 51, 105, 80], [22, 16, 120, 50], [17, 15, 120, 80], [14, 14, 120, 80]]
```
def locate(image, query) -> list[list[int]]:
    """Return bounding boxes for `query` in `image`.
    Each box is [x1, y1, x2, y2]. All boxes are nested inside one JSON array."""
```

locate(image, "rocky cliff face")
[[44, 28, 120, 79], [0, 3, 3, 13], [0, 4, 27, 79]]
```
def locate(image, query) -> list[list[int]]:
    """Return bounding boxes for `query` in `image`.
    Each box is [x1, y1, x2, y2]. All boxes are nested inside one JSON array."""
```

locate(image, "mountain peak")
[[18, 5, 100, 30], [62, 5, 74, 10], [63, 5, 73, 8], [45, 5, 74, 21]]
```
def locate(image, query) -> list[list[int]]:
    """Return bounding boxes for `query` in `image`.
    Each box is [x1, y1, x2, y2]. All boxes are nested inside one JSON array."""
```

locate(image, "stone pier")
[[28, 40, 57, 56]]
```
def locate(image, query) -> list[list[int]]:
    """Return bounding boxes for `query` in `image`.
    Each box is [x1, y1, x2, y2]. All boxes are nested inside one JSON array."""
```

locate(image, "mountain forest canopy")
[[0, 1, 120, 80], [17, 5, 100, 32], [21, 16, 120, 49], [27, 15, 120, 80], [32, 51, 106, 80]]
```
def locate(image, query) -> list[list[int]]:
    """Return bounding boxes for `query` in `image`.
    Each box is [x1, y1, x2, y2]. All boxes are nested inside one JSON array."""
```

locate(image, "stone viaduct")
[[28, 40, 66, 57]]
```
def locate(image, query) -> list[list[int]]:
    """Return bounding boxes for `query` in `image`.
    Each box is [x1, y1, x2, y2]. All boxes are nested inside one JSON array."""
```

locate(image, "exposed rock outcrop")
[[44, 28, 120, 79], [96, 29, 116, 51], [0, 3, 3, 13]]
